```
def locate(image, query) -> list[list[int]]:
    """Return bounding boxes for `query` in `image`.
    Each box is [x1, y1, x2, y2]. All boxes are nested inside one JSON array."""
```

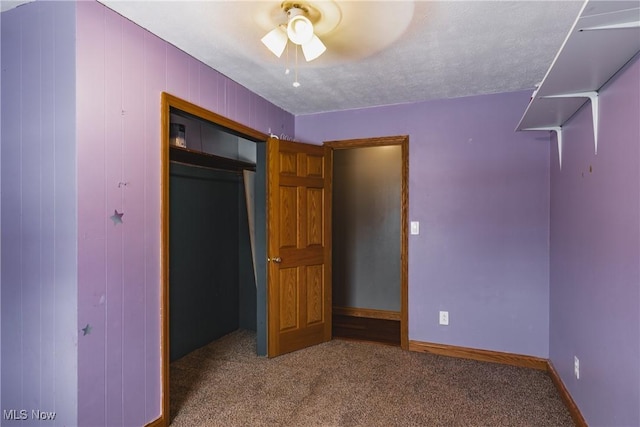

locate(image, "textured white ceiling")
[[5, 1, 587, 115]]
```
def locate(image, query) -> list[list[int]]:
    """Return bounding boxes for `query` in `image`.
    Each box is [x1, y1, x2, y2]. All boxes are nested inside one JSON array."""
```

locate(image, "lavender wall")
[[75, 2, 293, 425], [296, 91, 551, 357], [549, 55, 640, 426], [1, 2, 78, 426]]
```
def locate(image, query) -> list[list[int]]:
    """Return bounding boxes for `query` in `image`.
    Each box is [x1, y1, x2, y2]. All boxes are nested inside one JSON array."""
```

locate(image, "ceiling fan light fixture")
[[287, 8, 314, 45], [259, 1, 336, 85], [261, 27, 288, 58], [301, 34, 326, 62]]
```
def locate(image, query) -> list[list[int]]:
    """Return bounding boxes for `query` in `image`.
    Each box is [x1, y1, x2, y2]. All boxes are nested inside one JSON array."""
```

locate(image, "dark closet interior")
[[168, 108, 259, 361]]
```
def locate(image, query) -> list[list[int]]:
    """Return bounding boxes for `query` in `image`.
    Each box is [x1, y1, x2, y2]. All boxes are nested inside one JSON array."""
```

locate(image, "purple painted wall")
[[2, 1, 293, 425], [296, 91, 551, 357], [75, 1, 293, 425], [6, 1, 636, 425], [1, 2, 78, 426], [549, 54, 640, 426]]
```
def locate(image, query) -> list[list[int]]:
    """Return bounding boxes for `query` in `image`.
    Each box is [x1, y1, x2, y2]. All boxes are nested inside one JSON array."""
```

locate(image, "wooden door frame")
[[157, 93, 268, 427], [324, 136, 409, 350]]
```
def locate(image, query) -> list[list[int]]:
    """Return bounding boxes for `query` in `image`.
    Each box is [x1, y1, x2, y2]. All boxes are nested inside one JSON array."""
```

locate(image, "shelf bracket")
[[542, 91, 599, 154], [523, 126, 563, 169]]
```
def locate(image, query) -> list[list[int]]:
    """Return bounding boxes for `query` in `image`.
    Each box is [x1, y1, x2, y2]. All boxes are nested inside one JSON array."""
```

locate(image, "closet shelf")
[[169, 146, 256, 172], [515, 0, 640, 168]]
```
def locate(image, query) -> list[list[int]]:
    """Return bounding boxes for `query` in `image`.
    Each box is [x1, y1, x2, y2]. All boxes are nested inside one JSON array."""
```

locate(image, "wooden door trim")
[[159, 92, 268, 426], [324, 135, 410, 350]]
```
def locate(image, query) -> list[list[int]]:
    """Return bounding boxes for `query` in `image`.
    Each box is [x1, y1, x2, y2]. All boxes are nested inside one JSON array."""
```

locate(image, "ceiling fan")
[[260, 1, 341, 63], [256, 1, 414, 87]]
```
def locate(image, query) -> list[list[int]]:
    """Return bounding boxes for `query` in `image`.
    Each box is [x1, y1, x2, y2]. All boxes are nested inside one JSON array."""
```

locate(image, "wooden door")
[[267, 137, 332, 357]]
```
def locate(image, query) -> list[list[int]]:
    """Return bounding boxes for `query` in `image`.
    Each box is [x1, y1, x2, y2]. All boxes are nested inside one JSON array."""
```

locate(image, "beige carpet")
[[170, 330, 573, 426]]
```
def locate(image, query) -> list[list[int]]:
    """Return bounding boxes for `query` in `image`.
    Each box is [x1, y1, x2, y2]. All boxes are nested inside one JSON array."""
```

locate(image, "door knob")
[[268, 257, 282, 263]]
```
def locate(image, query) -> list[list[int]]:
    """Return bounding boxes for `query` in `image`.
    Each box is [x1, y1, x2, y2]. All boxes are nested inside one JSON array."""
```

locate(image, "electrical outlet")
[[574, 356, 580, 379], [439, 310, 449, 326]]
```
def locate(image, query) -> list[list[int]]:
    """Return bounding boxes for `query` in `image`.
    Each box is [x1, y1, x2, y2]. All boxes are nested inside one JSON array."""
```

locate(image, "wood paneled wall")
[[1, 2, 78, 426], [75, 2, 294, 426]]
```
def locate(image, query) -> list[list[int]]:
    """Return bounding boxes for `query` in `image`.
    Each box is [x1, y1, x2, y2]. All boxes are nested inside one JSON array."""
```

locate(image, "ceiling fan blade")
[[261, 27, 288, 58], [301, 34, 326, 62]]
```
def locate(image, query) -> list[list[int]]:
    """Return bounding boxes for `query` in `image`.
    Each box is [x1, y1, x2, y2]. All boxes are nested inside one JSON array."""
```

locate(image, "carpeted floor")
[[170, 330, 573, 426]]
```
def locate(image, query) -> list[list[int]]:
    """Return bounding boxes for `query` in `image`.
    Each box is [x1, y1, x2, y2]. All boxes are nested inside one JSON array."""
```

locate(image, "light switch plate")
[[410, 221, 420, 235]]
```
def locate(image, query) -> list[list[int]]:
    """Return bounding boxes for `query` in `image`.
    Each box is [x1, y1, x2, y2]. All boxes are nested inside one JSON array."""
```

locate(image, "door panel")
[[307, 189, 324, 246], [279, 187, 298, 248], [279, 268, 298, 331], [306, 265, 324, 325], [267, 138, 332, 357]]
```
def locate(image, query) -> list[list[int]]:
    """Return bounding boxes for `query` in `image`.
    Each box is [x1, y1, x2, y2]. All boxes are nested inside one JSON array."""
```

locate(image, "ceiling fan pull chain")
[[285, 42, 291, 76], [293, 45, 301, 88]]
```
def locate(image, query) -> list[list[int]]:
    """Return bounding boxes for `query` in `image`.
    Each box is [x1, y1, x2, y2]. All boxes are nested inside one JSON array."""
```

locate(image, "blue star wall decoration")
[[110, 210, 124, 225], [82, 324, 92, 336]]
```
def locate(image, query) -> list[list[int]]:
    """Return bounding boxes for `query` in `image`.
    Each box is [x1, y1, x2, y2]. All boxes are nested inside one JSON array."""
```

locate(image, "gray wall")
[[332, 146, 402, 312], [169, 163, 252, 361]]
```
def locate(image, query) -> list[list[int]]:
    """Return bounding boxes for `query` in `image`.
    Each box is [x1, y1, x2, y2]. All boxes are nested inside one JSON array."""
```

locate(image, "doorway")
[[160, 93, 270, 424], [160, 93, 335, 425], [325, 136, 409, 349]]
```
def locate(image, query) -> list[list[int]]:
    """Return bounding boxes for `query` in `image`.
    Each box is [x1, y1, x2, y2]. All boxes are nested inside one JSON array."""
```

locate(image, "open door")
[[266, 137, 332, 357]]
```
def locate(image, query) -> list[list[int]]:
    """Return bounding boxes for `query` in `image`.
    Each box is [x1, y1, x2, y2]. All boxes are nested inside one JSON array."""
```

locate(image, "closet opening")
[[168, 107, 258, 362], [325, 136, 409, 349], [161, 93, 270, 422]]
